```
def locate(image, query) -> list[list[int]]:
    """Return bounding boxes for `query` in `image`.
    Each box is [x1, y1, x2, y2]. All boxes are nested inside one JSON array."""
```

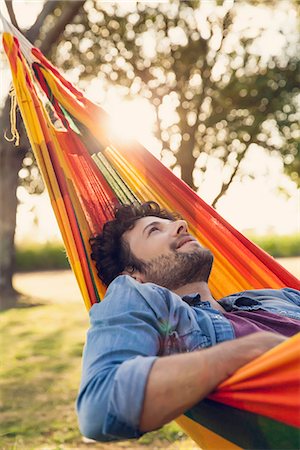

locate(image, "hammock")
[[2, 18, 300, 450]]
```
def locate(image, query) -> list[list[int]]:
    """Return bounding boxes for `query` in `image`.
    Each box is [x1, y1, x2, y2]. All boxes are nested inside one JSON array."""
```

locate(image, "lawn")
[[0, 294, 196, 450]]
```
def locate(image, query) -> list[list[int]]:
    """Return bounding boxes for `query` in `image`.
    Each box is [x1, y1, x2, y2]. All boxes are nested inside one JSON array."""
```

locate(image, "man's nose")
[[172, 219, 188, 235]]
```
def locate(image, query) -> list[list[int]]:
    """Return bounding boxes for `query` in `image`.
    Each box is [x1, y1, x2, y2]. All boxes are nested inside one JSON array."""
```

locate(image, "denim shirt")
[[76, 275, 300, 441]]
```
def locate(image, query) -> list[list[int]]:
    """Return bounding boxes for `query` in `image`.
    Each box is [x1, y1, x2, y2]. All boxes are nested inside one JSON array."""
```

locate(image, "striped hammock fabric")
[[2, 18, 300, 450]]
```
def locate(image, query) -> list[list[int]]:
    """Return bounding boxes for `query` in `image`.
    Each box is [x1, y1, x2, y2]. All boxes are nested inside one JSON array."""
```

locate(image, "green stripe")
[[92, 152, 138, 204], [185, 399, 300, 449]]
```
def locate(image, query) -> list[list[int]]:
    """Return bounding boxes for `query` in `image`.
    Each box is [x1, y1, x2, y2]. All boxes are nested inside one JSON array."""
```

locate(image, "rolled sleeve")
[[77, 355, 157, 440], [105, 356, 157, 438], [76, 276, 161, 441]]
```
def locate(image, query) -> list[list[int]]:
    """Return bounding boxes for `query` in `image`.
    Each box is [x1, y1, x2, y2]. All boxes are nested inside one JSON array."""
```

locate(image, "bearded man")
[[76, 201, 300, 441]]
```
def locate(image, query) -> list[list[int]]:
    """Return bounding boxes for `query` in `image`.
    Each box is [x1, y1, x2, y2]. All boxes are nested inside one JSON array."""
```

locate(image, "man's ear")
[[122, 267, 145, 283]]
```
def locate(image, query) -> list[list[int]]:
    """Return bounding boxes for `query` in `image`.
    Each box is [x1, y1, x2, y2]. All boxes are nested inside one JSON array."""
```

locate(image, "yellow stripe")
[[176, 415, 243, 450]]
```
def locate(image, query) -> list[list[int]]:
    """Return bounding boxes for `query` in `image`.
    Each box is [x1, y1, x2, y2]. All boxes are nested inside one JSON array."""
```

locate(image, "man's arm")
[[140, 331, 286, 431]]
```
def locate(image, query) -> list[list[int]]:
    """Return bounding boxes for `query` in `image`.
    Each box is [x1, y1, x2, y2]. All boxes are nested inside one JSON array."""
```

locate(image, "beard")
[[141, 247, 214, 291]]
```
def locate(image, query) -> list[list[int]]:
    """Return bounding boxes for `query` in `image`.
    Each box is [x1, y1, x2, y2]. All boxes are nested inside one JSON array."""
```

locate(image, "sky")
[[1, 0, 299, 244]]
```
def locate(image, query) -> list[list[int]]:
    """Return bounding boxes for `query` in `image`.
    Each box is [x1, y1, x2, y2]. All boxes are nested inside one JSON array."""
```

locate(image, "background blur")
[[0, 1, 299, 449]]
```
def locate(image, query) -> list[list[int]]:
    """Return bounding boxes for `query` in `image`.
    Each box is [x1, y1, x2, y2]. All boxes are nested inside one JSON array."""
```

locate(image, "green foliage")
[[0, 301, 192, 449], [15, 243, 70, 272], [249, 233, 300, 258]]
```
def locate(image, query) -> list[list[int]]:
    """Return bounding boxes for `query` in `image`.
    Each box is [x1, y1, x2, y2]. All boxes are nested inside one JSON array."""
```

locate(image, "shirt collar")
[[181, 293, 201, 306]]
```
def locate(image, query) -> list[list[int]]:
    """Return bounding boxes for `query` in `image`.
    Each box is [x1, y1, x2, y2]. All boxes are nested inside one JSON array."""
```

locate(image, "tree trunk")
[[176, 139, 196, 190], [0, 111, 26, 307], [0, 0, 85, 309]]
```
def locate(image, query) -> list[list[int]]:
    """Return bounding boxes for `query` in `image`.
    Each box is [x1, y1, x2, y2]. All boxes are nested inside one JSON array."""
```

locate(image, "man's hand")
[[140, 331, 286, 432], [209, 331, 286, 380]]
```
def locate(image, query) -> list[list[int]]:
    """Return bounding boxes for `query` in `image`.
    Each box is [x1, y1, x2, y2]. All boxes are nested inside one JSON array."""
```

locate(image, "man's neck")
[[174, 282, 225, 313]]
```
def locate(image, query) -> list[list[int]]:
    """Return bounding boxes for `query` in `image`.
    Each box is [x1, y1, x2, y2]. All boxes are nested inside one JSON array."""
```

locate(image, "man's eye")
[[148, 226, 159, 235]]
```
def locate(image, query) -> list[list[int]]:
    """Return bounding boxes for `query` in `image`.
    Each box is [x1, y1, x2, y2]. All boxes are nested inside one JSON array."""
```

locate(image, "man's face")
[[122, 216, 213, 290]]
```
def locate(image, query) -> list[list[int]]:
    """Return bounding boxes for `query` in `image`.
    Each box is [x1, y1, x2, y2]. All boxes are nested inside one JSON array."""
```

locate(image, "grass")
[[1, 303, 84, 449], [0, 301, 193, 450]]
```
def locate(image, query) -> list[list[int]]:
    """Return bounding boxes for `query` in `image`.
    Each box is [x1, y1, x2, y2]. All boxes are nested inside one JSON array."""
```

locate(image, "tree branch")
[[40, 1, 85, 55], [4, 1, 19, 29], [25, 1, 61, 42], [211, 148, 247, 209]]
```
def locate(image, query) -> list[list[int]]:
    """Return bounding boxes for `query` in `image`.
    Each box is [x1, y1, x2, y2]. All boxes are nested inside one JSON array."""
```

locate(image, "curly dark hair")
[[90, 201, 180, 286]]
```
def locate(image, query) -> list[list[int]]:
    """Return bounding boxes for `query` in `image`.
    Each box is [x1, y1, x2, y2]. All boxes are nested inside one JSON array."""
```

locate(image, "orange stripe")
[[210, 334, 300, 427]]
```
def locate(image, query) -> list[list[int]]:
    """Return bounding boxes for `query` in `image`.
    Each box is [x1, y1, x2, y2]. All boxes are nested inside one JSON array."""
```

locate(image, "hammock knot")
[[4, 87, 20, 146]]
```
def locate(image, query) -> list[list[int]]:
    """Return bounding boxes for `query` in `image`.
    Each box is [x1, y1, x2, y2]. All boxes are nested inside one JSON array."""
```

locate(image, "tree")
[[0, 0, 85, 308], [56, 0, 299, 205]]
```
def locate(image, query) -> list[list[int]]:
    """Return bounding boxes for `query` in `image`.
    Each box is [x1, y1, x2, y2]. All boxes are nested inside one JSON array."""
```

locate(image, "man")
[[77, 201, 300, 441]]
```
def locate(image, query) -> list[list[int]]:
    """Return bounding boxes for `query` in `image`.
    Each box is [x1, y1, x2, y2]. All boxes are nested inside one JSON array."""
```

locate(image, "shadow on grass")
[[1, 316, 84, 448], [0, 292, 47, 312]]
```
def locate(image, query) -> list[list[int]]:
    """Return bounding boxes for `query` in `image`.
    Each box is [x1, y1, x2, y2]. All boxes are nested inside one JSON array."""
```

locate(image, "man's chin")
[[141, 247, 214, 290]]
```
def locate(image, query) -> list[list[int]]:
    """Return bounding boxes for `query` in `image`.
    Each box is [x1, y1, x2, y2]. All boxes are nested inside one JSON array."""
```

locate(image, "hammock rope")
[[2, 16, 300, 449]]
